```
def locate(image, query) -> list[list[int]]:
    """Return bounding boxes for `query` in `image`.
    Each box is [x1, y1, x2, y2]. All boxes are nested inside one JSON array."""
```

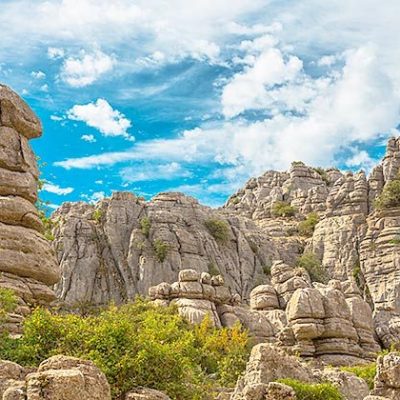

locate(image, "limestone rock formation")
[[372, 352, 400, 399], [0, 356, 110, 400], [52, 192, 281, 306], [125, 388, 171, 400], [0, 84, 60, 333]]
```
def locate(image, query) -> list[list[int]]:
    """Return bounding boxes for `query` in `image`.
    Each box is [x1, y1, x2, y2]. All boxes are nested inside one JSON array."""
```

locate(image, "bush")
[[153, 240, 169, 262], [0, 288, 17, 325], [375, 179, 400, 209], [271, 201, 297, 217], [296, 252, 328, 283], [204, 219, 230, 244], [140, 217, 151, 238], [208, 262, 220, 276], [0, 301, 250, 399], [92, 209, 103, 223], [38, 210, 55, 241], [341, 363, 376, 389], [298, 212, 319, 237], [313, 167, 329, 184], [277, 379, 343, 400]]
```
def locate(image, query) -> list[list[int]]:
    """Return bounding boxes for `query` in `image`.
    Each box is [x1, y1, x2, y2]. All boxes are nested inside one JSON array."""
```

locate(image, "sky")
[[1, 0, 399, 208]]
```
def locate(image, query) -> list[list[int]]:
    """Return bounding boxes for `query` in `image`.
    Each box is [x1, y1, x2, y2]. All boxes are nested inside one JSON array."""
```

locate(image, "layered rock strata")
[[0, 85, 60, 333]]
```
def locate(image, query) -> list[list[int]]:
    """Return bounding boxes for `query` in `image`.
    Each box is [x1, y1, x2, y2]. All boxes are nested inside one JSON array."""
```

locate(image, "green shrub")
[[208, 262, 220, 276], [298, 212, 319, 237], [38, 209, 56, 241], [262, 265, 271, 275], [153, 240, 169, 262], [341, 363, 376, 389], [0, 301, 250, 399], [292, 161, 305, 167], [313, 167, 329, 184], [140, 217, 151, 238], [296, 252, 328, 283], [0, 288, 17, 325], [204, 219, 230, 243], [92, 209, 103, 223], [277, 378, 343, 400], [271, 201, 297, 217], [375, 179, 400, 209]]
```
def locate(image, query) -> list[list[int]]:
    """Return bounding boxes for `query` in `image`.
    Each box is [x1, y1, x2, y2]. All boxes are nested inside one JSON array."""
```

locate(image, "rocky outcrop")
[[0, 85, 60, 334], [0, 356, 110, 400], [149, 269, 236, 327], [231, 344, 312, 400], [52, 192, 281, 306], [371, 352, 400, 399], [125, 388, 171, 400]]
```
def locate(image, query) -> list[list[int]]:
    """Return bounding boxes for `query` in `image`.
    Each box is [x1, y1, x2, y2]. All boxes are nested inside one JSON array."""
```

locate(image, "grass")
[[341, 363, 376, 389], [277, 379, 343, 400]]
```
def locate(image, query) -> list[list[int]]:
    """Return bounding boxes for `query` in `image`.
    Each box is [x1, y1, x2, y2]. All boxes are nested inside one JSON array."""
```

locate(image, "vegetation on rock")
[[298, 212, 320, 237], [296, 252, 328, 283], [271, 201, 297, 217], [341, 363, 376, 389], [204, 218, 230, 243], [375, 178, 400, 209], [0, 288, 17, 325], [0, 300, 250, 400], [153, 239, 169, 262], [140, 217, 151, 238], [277, 378, 343, 400], [92, 208, 103, 223]]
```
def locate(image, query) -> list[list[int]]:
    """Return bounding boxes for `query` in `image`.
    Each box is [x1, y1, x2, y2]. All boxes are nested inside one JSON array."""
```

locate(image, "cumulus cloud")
[[42, 182, 74, 195], [31, 70, 46, 79], [47, 47, 65, 60], [67, 99, 133, 139], [60, 50, 115, 87], [81, 134, 96, 143]]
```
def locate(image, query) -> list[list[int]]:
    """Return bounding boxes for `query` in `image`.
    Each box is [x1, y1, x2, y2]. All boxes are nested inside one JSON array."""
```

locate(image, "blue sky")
[[1, 0, 399, 208]]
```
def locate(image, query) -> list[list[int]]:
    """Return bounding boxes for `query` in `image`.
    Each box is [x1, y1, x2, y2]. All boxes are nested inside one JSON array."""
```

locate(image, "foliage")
[[277, 379, 343, 400], [375, 179, 400, 209], [208, 262, 220, 276], [298, 212, 319, 237], [292, 161, 305, 166], [204, 219, 230, 244], [296, 252, 328, 283], [140, 217, 151, 238], [153, 240, 169, 262], [271, 201, 297, 218], [38, 209, 56, 241], [0, 288, 17, 325], [352, 261, 363, 288], [262, 264, 271, 275], [313, 167, 329, 184], [92, 209, 103, 223], [341, 363, 376, 390], [0, 301, 250, 400]]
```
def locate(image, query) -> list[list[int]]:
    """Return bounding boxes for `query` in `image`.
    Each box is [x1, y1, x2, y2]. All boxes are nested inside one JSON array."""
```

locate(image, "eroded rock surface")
[[0, 84, 60, 334]]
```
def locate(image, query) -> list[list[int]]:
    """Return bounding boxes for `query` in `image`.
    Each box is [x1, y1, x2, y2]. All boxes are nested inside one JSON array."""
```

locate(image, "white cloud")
[[31, 70, 46, 79], [47, 47, 65, 60], [67, 99, 132, 139], [50, 115, 64, 121], [81, 191, 106, 203], [81, 134, 96, 143], [42, 182, 74, 196], [345, 149, 378, 173], [120, 162, 191, 182], [60, 50, 115, 87]]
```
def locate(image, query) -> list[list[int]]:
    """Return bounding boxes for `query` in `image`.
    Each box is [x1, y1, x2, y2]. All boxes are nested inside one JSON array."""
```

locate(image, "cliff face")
[[0, 85, 60, 333], [51, 128, 400, 349]]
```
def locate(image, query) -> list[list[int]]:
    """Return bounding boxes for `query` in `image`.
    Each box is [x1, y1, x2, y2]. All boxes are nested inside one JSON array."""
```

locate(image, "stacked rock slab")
[[0, 356, 110, 400], [0, 84, 60, 333], [371, 352, 400, 399], [149, 269, 236, 327]]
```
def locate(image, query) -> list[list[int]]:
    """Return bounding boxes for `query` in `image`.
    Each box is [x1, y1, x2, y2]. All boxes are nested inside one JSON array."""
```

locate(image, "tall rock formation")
[[0, 84, 60, 333]]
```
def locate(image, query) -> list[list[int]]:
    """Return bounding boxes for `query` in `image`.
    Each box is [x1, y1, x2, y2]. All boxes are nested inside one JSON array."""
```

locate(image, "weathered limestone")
[[371, 352, 400, 399], [0, 85, 60, 334], [53, 192, 279, 306], [125, 388, 171, 400], [0, 356, 111, 400], [230, 344, 312, 400]]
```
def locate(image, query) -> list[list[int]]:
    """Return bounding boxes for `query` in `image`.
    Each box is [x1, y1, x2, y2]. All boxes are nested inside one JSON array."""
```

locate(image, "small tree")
[[153, 240, 169, 262], [298, 212, 319, 237], [140, 217, 151, 238], [204, 219, 230, 243], [0, 288, 17, 326], [375, 179, 400, 209], [296, 252, 328, 283], [271, 201, 297, 217]]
